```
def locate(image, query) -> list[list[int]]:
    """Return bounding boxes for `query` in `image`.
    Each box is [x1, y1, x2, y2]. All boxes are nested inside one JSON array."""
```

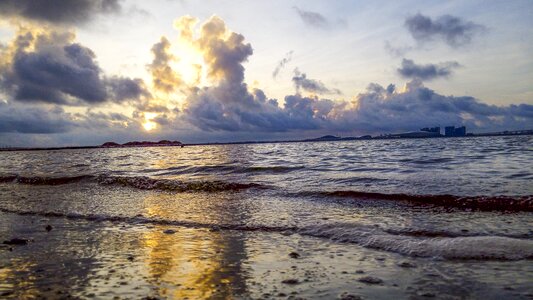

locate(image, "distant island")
[[101, 140, 183, 148], [1, 127, 532, 151]]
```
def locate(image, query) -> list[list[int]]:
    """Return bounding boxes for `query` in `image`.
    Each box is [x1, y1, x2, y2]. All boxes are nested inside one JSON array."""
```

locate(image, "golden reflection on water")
[[141, 193, 248, 299], [0, 260, 40, 298]]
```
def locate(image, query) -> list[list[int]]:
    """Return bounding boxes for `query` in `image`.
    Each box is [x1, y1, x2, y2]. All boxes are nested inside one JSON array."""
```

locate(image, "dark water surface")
[[0, 136, 532, 299]]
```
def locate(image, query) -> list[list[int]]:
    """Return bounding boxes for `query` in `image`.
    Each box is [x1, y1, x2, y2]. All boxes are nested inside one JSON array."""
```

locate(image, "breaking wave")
[[0, 175, 93, 185], [297, 223, 533, 260], [1, 207, 532, 261], [299, 190, 533, 211], [97, 175, 266, 192], [1, 174, 532, 210], [140, 165, 305, 176], [0, 174, 266, 192]]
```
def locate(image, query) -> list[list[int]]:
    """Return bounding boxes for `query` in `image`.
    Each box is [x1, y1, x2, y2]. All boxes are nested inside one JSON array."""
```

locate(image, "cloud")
[[106, 77, 149, 102], [146, 37, 184, 93], [325, 81, 532, 134], [292, 69, 342, 95], [0, 100, 140, 135], [2, 15, 531, 146], [163, 16, 532, 136], [0, 0, 121, 25], [197, 16, 254, 84], [181, 16, 273, 131], [0, 101, 74, 133], [384, 40, 412, 57], [293, 7, 329, 29], [272, 51, 293, 79], [185, 79, 533, 135], [0, 28, 147, 105], [405, 13, 486, 47], [397, 58, 460, 81]]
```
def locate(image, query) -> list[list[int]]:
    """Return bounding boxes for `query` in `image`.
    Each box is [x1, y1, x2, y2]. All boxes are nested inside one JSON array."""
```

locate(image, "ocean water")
[[0, 136, 532, 299]]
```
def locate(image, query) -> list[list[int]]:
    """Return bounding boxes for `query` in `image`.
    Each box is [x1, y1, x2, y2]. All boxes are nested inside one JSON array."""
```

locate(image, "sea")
[[0, 135, 532, 299]]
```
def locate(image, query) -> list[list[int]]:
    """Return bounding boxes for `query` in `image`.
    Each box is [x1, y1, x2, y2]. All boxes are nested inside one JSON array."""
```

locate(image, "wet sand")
[[1, 211, 532, 299]]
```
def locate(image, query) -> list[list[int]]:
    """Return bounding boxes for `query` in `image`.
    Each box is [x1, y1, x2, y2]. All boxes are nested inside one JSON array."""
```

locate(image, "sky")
[[0, 0, 532, 147]]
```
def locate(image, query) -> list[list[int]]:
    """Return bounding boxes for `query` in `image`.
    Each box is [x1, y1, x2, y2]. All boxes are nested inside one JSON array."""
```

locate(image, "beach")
[[1, 136, 532, 299]]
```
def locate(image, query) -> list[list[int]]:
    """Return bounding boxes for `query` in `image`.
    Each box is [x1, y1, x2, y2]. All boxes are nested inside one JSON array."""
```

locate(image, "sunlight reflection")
[[141, 193, 249, 298]]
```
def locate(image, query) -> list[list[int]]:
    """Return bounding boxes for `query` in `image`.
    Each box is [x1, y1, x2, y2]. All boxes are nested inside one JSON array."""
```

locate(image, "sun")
[[142, 112, 158, 131], [143, 120, 156, 131]]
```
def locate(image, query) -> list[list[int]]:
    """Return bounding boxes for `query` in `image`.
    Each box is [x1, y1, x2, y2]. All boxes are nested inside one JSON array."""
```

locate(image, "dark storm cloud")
[[0, 0, 121, 25], [272, 51, 293, 79], [9, 43, 108, 104], [0, 30, 148, 105], [405, 13, 486, 47], [0, 102, 74, 133], [78, 110, 136, 130], [0, 100, 139, 135], [397, 59, 460, 81], [106, 77, 149, 102], [292, 69, 342, 95]]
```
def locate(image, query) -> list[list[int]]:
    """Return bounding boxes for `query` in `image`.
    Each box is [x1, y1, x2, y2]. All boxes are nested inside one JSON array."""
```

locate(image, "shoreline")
[[1, 131, 531, 152], [1, 210, 532, 299]]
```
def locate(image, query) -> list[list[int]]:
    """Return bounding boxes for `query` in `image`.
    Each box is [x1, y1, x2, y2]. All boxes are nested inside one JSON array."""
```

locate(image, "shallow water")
[[0, 136, 532, 299]]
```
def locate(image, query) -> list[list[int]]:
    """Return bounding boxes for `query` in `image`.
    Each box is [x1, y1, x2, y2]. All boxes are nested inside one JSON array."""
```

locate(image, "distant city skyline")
[[0, 0, 532, 147]]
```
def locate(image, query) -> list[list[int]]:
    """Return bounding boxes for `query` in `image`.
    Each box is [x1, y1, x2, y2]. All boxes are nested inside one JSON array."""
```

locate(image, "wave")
[[1, 207, 532, 260], [0, 174, 266, 192], [297, 223, 533, 260], [382, 227, 532, 239], [159, 165, 305, 175], [97, 175, 266, 192], [300, 190, 533, 211], [0, 175, 93, 185], [1, 174, 531, 211]]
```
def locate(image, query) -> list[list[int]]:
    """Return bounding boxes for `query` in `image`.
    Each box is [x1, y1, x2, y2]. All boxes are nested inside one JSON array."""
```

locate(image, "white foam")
[[299, 223, 533, 260]]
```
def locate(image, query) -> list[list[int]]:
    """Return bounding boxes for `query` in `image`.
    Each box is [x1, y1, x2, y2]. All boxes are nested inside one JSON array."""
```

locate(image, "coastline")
[[1, 130, 531, 152], [2, 210, 532, 299]]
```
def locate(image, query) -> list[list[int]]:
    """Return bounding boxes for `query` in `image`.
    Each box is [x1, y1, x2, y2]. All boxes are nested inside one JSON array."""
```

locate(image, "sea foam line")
[[1, 207, 532, 261]]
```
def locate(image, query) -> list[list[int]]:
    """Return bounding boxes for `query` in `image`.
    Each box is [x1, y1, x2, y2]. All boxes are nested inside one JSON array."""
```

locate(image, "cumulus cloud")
[[0, 0, 121, 25], [185, 79, 533, 134], [292, 69, 342, 95], [334, 81, 533, 133], [197, 16, 253, 84], [181, 16, 273, 131], [1, 14, 530, 146], [0, 28, 147, 105], [146, 37, 184, 93], [272, 51, 293, 79], [160, 16, 531, 136], [397, 58, 461, 81], [405, 13, 486, 47]]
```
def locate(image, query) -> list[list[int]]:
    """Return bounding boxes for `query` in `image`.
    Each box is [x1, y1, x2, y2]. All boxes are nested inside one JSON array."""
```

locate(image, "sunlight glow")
[[142, 112, 158, 131], [172, 39, 206, 86]]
